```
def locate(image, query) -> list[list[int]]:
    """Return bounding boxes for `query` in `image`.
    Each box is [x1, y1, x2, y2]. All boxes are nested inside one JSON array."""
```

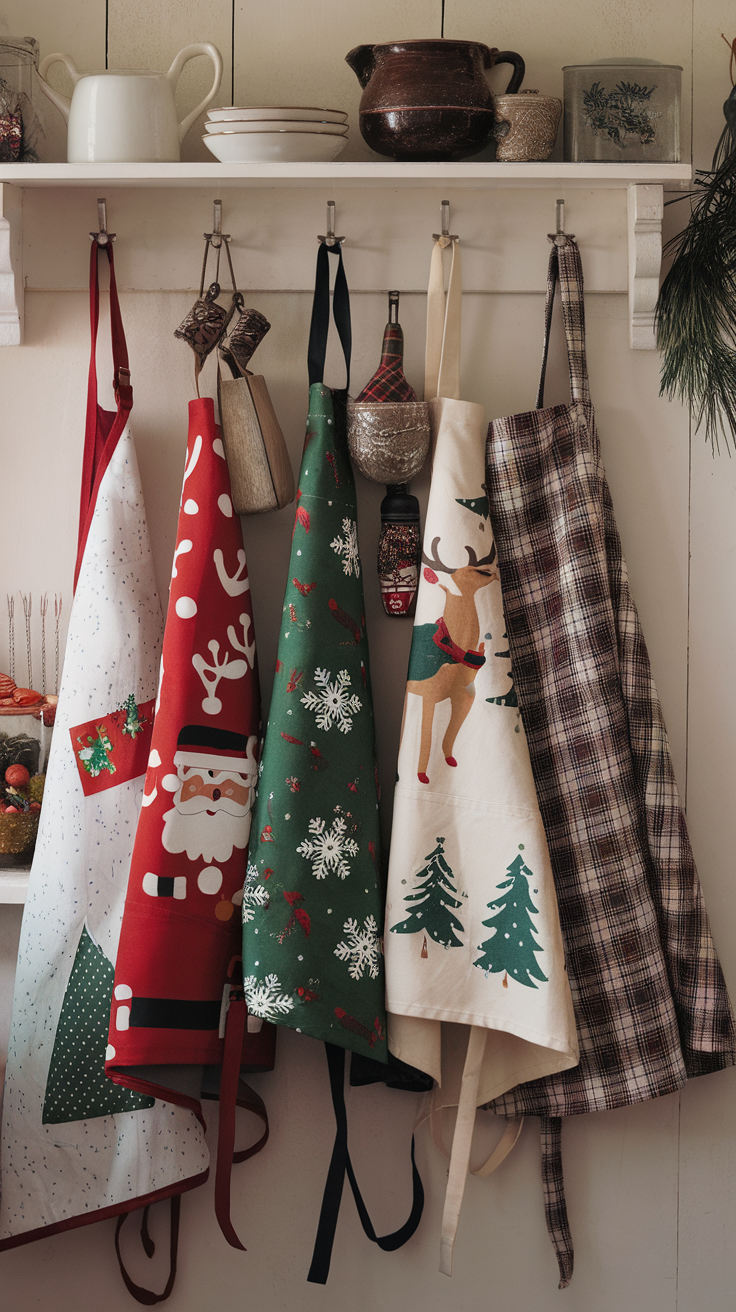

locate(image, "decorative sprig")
[[39, 592, 48, 695], [20, 591, 31, 688], [656, 36, 736, 453], [6, 594, 13, 682]]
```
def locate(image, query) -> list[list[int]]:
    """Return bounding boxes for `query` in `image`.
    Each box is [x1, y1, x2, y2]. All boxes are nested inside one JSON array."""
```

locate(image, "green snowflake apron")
[[242, 242, 423, 1283]]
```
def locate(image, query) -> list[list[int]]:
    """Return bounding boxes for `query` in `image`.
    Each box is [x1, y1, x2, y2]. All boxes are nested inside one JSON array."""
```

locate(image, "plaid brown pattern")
[[484, 239, 736, 1125], [541, 1117, 573, 1289]]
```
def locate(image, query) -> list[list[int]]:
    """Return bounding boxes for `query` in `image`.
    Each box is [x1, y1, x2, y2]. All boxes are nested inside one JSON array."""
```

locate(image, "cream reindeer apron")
[[384, 234, 579, 1274]]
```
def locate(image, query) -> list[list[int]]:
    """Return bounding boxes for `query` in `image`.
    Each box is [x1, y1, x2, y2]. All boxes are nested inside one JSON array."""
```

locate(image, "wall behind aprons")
[[0, 0, 733, 1309]]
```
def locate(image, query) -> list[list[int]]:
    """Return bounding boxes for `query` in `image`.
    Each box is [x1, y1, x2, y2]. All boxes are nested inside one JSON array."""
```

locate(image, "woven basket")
[[0, 810, 38, 864], [347, 401, 430, 484]]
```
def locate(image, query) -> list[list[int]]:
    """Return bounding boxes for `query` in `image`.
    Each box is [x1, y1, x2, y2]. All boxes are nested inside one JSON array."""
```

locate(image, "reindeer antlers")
[[422, 536, 455, 575], [465, 541, 497, 568], [422, 536, 497, 574]]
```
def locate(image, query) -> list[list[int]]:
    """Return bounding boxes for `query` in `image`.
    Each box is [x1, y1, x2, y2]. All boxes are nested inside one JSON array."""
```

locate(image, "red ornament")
[[5, 764, 30, 788]]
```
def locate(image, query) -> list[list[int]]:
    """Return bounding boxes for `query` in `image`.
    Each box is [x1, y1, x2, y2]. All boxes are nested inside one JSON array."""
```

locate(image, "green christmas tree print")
[[390, 836, 464, 950], [43, 925, 154, 1124], [455, 495, 489, 522], [474, 853, 548, 988], [120, 693, 147, 738], [78, 725, 115, 778]]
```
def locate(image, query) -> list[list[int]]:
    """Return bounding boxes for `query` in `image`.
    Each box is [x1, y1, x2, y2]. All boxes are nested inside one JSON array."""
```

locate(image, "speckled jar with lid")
[[493, 89, 561, 161], [563, 57, 681, 162]]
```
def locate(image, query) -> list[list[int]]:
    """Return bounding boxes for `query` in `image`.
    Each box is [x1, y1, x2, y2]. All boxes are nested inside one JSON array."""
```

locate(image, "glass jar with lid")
[[0, 35, 41, 161], [563, 57, 682, 162]]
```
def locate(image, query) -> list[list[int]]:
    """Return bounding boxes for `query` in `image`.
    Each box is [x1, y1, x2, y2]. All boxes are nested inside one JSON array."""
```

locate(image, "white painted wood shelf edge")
[[0, 870, 30, 903], [0, 160, 693, 188], [0, 162, 692, 347]]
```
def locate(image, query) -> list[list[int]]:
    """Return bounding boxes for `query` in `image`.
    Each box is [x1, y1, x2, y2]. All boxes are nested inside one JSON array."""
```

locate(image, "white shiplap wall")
[[0, 1, 734, 1309]]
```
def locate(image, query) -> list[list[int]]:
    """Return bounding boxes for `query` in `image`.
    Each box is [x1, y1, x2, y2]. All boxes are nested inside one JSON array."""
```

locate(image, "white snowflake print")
[[334, 916, 381, 981], [243, 973, 295, 1021], [330, 517, 361, 577], [297, 815, 359, 880], [301, 667, 362, 734], [242, 882, 269, 924]]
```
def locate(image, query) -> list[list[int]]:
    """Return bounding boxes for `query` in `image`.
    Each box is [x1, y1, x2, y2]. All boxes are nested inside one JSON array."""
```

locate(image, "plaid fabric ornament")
[[354, 291, 418, 403]]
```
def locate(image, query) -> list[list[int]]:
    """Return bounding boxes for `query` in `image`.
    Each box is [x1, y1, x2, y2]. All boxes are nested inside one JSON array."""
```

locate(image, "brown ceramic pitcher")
[[346, 39, 525, 161]]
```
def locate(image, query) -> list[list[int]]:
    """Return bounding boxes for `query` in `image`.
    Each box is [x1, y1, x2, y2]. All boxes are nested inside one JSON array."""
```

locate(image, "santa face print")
[[162, 760, 254, 864]]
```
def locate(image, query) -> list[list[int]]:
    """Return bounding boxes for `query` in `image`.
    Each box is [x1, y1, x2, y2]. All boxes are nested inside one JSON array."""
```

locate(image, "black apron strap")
[[540, 1115, 574, 1289], [307, 1043, 424, 1284], [114, 1196, 180, 1306], [307, 241, 352, 390]]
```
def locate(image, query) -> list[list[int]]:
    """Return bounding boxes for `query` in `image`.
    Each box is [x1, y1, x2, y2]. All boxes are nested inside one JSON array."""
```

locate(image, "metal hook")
[[205, 198, 231, 251], [388, 290, 400, 323], [548, 197, 574, 247], [318, 199, 345, 247], [433, 198, 458, 242], [90, 197, 115, 246]]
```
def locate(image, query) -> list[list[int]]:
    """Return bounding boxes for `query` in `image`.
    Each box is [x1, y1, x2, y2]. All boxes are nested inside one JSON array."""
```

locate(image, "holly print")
[[78, 725, 116, 778], [297, 814, 359, 880], [243, 972, 295, 1021], [119, 693, 148, 739], [473, 853, 548, 989], [301, 667, 362, 734], [390, 837, 465, 949], [334, 915, 381, 980], [330, 517, 361, 577]]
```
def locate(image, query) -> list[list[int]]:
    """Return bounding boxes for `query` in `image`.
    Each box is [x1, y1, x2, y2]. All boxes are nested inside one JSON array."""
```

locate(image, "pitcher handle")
[[166, 43, 223, 143], [37, 51, 80, 122], [487, 49, 525, 95]]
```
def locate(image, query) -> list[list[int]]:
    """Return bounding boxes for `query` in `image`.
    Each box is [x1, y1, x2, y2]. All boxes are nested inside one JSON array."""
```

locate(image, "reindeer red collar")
[[402, 536, 498, 784]]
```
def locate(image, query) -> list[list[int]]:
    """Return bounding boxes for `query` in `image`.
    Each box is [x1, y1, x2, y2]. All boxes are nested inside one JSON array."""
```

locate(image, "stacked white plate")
[[204, 106, 348, 163]]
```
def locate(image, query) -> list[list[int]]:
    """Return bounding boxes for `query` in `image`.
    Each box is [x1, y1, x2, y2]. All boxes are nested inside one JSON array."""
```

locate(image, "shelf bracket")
[[0, 183, 22, 345], [627, 183, 663, 351]]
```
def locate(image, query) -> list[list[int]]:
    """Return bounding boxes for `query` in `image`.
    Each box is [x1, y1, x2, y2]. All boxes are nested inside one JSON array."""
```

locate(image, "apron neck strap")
[[424, 236, 462, 402], [87, 240, 132, 416], [536, 238, 590, 410], [307, 242, 351, 391]]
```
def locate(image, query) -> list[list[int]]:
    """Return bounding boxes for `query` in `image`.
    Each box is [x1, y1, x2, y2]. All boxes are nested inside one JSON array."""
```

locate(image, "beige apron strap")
[[438, 1024, 486, 1277], [424, 236, 462, 402], [430, 1104, 524, 1174]]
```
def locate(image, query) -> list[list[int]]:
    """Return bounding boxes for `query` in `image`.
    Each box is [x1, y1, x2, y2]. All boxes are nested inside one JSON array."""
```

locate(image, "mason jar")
[[563, 58, 682, 162], [0, 35, 41, 161]]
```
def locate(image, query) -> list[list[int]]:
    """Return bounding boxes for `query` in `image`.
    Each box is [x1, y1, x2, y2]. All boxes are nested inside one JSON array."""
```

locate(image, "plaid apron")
[[484, 238, 736, 1286]]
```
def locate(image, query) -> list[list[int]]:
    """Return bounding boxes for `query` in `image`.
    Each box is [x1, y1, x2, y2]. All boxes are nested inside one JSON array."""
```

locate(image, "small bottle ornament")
[[377, 484, 421, 617]]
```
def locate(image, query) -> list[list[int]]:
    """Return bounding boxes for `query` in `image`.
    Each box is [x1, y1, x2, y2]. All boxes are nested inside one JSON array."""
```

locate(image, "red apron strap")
[[214, 998, 271, 1250], [114, 1196, 180, 1306], [74, 241, 134, 592]]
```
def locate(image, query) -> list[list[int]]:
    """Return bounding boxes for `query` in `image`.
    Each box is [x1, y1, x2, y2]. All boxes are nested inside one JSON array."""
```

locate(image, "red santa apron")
[[109, 396, 275, 1248]]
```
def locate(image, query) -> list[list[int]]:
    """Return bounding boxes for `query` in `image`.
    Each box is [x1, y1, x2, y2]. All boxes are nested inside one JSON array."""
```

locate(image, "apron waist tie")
[[215, 995, 270, 1250], [428, 1027, 523, 1276], [114, 1197, 180, 1306], [307, 1042, 424, 1284], [540, 1115, 574, 1289]]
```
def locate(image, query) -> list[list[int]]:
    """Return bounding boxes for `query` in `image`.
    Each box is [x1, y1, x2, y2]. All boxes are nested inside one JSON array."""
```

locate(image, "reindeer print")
[[403, 536, 498, 784]]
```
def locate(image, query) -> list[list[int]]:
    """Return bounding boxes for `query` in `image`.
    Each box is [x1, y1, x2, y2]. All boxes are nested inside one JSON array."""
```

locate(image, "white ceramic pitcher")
[[37, 44, 223, 163]]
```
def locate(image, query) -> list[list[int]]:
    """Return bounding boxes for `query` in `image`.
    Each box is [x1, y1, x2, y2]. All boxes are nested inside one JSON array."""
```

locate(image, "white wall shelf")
[[0, 161, 693, 349], [0, 869, 30, 903], [0, 160, 692, 189]]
